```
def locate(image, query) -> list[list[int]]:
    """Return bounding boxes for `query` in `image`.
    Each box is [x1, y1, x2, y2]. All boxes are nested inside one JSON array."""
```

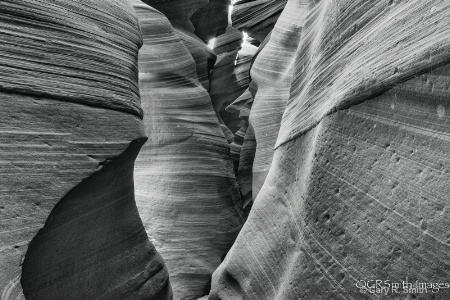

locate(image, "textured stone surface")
[[210, 24, 243, 142], [175, 27, 217, 91], [215, 38, 257, 134], [211, 34, 256, 113], [211, 63, 450, 300], [191, 0, 230, 43], [0, 1, 170, 299], [143, 0, 229, 43], [210, 0, 450, 299], [142, 0, 209, 33], [231, 0, 288, 42], [277, 0, 450, 147], [209, 10, 258, 145], [4, 0, 450, 299], [237, 123, 256, 210], [132, 1, 244, 299], [248, 0, 310, 199], [226, 88, 255, 207], [0, 0, 143, 118]]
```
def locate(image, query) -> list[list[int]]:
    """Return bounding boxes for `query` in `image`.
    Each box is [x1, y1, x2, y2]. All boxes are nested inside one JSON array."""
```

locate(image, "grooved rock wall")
[[132, 1, 244, 299], [210, 23, 243, 142], [0, 0, 143, 118], [142, 0, 209, 33], [226, 85, 257, 207], [0, 1, 170, 299], [248, 0, 310, 200], [211, 34, 257, 139], [277, 0, 450, 147], [231, 0, 288, 42], [174, 27, 217, 91], [210, 0, 450, 299], [143, 0, 229, 42], [226, 88, 254, 176]]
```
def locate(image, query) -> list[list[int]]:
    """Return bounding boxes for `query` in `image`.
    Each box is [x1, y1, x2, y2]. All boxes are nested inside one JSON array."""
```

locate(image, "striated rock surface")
[[236, 124, 256, 211], [277, 0, 450, 147], [209, 13, 258, 144], [132, 1, 244, 299], [142, 0, 209, 33], [210, 24, 244, 141], [0, 1, 170, 299], [210, 0, 450, 299], [174, 27, 217, 91], [226, 89, 255, 208], [191, 0, 231, 43], [143, 0, 229, 43], [231, 0, 288, 42], [248, 0, 310, 199]]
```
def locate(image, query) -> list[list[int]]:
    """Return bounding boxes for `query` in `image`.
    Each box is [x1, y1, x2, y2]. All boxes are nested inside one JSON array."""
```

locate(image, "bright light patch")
[[207, 38, 216, 49]]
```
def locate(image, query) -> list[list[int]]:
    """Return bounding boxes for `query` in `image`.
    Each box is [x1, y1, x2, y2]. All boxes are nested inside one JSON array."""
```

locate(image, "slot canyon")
[[1, 0, 450, 299]]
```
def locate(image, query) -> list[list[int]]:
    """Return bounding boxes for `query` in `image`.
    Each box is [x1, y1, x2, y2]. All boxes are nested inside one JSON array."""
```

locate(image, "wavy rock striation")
[[248, 0, 310, 200], [209, 12, 258, 146], [209, 24, 244, 143], [226, 88, 255, 208], [174, 27, 217, 91], [142, 0, 209, 33], [132, 1, 244, 299], [0, 1, 170, 299], [143, 0, 229, 43], [277, 0, 450, 147], [231, 0, 288, 42], [210, 0, 450, 299], [0, 0, 143, 118], [142, 0, 228, 93]]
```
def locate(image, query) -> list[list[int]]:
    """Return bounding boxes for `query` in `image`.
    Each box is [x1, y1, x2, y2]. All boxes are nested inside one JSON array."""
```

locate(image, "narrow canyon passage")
[[1, 0, 450, 300]]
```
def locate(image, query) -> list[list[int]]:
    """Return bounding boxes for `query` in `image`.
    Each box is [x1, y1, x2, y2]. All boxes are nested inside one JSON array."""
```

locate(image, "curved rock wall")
[[174, 27, 217, 91], [210, 0, 450, 299], [3, 0, 450, 299], [248, 0, 311, 200], [191, 0, 231, 43], [211, 31, 257, 138], [143, 0, 229, 42], [0, 0, 143, 118], [211, 63, 450, 299], [277, 0, 450, 147], [0, 1, 170, 299], [132, 1, 244, 299], [231, 0, 288, 42]]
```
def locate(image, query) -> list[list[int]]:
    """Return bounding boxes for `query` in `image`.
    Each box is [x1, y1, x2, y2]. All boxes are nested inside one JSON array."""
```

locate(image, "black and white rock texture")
[[2, 0, 450, 299], [210, 0, 450, 299], [0, 1, 171, 299], [132, 1, 244, 299]]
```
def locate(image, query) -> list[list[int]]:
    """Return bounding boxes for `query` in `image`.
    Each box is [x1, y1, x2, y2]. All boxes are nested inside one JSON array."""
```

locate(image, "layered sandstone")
[[142, 0, 229, 43], [4, 0, 449, 299], [231, 0, 288, 42], [247, 0, 310, 200], [208, 9, 257, 147], [0, 1, 170, 299], [132, 1, 244, 299], [226, 88, 255, 208], [210, 0, 450, 299]]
